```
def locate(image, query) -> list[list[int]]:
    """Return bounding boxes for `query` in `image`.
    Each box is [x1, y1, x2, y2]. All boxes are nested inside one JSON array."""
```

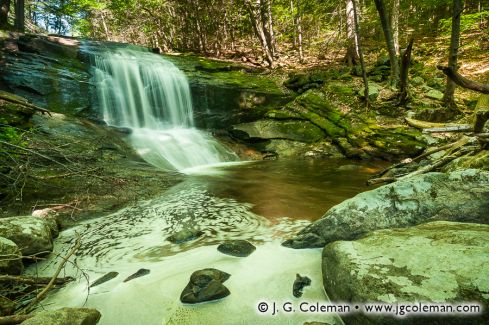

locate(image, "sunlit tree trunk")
[[345, 0, 359, 66], [295, 0, 304, 63], [352, 0, 368, 108], [0, 0, 10, 28], [244, 0, 274, 67], [443, 0, 462, 109], [392, 0, 400, 55], [373, 0, 399, 87]]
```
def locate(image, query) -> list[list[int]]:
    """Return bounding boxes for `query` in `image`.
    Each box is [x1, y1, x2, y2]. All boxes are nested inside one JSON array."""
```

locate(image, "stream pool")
[[26, 159, 384, 325]]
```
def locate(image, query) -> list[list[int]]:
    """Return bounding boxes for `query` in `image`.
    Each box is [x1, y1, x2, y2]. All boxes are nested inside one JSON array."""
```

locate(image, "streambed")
[[26, 159, 383, 324]]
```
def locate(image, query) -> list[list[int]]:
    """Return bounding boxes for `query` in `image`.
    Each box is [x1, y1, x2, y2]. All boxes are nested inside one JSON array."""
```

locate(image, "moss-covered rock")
[[322, 221, 489, 324], [283, 169, 489, 248], [0, 216, 53, 256], [0, 237, 23, 275], [444, 150, 489, 171]]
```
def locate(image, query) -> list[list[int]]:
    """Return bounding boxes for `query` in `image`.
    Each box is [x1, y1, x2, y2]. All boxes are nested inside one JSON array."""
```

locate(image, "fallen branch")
[[0, 92, 51, 116], [422, 125, 473, 133], [0, 314, 34, 325], [20, 235, 82, 314], [437, 65, 489, 94], [0, 275, 74, 285], [404, 117, 460, 129]]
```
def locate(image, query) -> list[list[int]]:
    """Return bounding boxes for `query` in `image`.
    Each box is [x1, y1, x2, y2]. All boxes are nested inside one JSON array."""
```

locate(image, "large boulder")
[[22, 308, 101, 325], [322, 221, 489, 324], [232, 119, 325, 143], [0, 237, 23, 275], [180, 268, 231, 304], [0, 216, 54, 255], [283, 169, 489, 248]]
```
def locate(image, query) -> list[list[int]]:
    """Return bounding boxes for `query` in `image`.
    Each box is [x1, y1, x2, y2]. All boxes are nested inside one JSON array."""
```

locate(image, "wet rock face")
[[180, 268, 231, 304], [284, 169, 489, 249], [90, 272, 119, 288], [217, 240, 256, 257], [166, 228, 204, 244], [0, 216, 54, 255], [0, 35, 91, 116], [22, 307, 102, 325], [0, 237, 23, 275], [293, 274, 311, 298], [322, 221, 489, 324]]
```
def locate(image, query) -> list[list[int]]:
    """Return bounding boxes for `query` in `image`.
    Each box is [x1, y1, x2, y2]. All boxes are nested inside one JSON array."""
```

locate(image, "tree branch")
[[437, 65, 489, 94]]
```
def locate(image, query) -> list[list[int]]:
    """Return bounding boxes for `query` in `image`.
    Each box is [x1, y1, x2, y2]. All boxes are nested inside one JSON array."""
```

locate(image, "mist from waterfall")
[[92, 47, 235, 172]]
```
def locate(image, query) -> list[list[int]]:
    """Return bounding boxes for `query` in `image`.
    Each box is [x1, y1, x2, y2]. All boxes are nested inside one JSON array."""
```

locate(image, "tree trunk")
[[0, 0, 10, 28], [244, 0, 274, 67], [399, 38, 414, 105], [373, 0, 399, 87], [443, 0, 463, 109], [14, 0, 25, 32], [266, 0, 277, 56], [290, 0, 296, 48], [352, 0, 368, 108], [391, 0, 400, 55], [344, 0, 359, 66], [295, 0, 304, 63]]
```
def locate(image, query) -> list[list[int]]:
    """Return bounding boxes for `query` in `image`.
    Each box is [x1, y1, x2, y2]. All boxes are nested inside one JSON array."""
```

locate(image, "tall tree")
[[244, 0, 274, 67], [0, 0, 10, 28], [352, 0, 368, 107], [344, 0, 359, 66], [391, 0, 400, 55], [443, 0, 463, 109], [14, 0, 25, 32], [294, 0, 304, 62], [373, 0, 399, 87]]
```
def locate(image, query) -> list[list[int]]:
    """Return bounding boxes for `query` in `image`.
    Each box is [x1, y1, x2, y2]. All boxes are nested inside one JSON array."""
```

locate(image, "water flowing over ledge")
[[91, 47, 236, 172]]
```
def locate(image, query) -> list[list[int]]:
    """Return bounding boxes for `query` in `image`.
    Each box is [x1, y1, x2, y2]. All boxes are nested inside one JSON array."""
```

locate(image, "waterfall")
[[92, 47, 235, 172]]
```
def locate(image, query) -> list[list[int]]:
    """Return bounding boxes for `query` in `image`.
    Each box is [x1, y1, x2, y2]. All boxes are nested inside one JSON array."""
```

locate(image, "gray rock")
[[166, 228, 203, 244], [217, 240, 256, 257], [0, 237, 23, 275], [123, 268, 150, 282], [0, 216, 54, 256], [22, 307, 101, 325], [90, 272, 119, 288], [426, 89, 444, 100], [283, 169, 489, 248], [232, 119, 325, 143], [293, 274, 311, 298], [180, 268, 231, 303], [322, 221, 489, 324], [357, 82, 381, 101]]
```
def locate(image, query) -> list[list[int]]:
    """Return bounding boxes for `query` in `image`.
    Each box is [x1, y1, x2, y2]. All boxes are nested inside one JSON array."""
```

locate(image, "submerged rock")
[[90, 272, 119, 288], [322, 221, 489, 324], [123, 269, 150, 283], [293, 274, 311, 298], [180, 268, 231, 304], [166, 228, 204, 244], [22, 307, 101, 325], [283, 169, 489, 248], [217, 240, 256, 257], [0, 237, 23, 275], [0, 216, 54, 255]]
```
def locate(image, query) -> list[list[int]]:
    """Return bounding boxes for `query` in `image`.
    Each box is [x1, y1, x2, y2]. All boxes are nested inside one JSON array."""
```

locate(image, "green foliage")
[[439, 10, 489, 34]]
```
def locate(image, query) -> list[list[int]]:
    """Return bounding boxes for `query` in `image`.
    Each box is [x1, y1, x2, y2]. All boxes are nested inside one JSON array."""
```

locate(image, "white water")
[[92, 48, 235, 172]]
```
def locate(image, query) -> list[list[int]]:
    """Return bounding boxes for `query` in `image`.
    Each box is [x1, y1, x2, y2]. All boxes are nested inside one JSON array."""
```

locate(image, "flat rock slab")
[[0, 237, 23, 275], [0, 216, 54, 256], [166, 228, 203, 244], [180, 268, 231, 304], [322, 221, 489, 324], [22, 307, 101, 325], [284, 169, 489, 248], [217, 240, 256, 257]]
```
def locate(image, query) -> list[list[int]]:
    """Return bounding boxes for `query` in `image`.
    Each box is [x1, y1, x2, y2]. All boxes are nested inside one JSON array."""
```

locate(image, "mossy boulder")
[[322, 221, 489, 324], [22, 307, 101, 325], [444, 150, 489, 172], [283, 169, 489, 248], [0, 237, 23, 275], [232, 119, 325, 143], [0, 216, 54, 256]]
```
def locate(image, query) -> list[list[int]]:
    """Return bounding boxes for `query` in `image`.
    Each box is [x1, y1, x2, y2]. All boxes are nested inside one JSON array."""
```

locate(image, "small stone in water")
[[217, 240, 256, 257], [166, 228, 204, 244], [293, 274, 311, 298], [89, 271, 119, 288], [123, 268, 150, 283]]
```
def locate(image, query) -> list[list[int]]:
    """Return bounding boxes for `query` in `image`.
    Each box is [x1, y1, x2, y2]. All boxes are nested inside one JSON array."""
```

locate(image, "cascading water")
[[92, 47, 235, 172]]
